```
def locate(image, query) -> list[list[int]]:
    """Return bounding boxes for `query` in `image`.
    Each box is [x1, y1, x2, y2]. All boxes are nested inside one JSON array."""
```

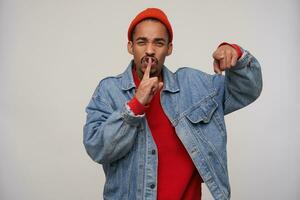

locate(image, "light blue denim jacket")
[[83, 49, 262, 200]]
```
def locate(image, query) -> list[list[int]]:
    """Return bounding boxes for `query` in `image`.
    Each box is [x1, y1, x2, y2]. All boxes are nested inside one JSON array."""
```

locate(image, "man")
[[83, 8, 262, 200]]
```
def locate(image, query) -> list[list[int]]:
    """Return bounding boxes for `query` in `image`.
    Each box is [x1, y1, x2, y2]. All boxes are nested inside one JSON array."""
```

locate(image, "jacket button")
[[151, 150, 156, 155], [150, 184, 155, 189]]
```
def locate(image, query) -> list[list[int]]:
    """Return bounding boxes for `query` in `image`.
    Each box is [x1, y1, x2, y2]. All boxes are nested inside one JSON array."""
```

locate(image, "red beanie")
[[128, 8, 173, 42]]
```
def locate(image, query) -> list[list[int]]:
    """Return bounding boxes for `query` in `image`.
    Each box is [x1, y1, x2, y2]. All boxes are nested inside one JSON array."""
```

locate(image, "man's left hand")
[[212, 44, 238, 74]]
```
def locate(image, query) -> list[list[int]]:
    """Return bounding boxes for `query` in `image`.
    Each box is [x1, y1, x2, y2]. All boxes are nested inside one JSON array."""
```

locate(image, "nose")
[[145, 43, 155, 56]]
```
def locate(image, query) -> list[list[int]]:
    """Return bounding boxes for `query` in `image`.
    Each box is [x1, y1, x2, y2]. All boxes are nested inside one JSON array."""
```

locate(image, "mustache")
[[141, 56, 158, 64]]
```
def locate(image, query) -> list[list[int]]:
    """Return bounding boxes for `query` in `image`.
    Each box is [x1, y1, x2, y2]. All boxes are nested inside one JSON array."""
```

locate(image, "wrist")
[[127, 97, 146, 115]]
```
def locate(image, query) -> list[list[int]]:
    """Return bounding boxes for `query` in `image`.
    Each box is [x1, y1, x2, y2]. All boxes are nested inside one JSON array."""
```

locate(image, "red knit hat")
[[128, 8, 173, 42]]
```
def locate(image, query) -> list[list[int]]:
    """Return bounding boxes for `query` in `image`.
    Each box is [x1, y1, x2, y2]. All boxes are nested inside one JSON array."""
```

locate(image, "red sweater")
[[128, 68, 203, 200]]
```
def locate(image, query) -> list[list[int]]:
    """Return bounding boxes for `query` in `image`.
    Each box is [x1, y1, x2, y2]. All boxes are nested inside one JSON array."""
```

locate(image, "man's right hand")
[[134, 59, 163, 106]]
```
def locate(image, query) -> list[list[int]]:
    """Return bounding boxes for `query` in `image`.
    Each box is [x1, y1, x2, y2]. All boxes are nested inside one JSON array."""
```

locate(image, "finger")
[[143, 58, 152, 80], [150, 81, 159, 95], [225, 50, 232, 69], [158, 82, 164, 91], [220, 57, 226, 71], [150, 87, 155, 95], [213, 49, 226, 70], [149, 76, 159, 94], [231, 52, 238, 66], [212, 50, 224, 60], [223, 53, 227, 69], [213, 59, 222, 74]]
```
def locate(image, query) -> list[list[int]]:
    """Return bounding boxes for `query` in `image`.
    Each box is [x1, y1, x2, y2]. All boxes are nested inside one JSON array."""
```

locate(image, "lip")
[[141, 56, 158, 66]]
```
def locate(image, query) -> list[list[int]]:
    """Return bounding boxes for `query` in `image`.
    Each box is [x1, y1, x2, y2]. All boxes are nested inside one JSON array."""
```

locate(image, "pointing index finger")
[[143, 57, 152, 80]]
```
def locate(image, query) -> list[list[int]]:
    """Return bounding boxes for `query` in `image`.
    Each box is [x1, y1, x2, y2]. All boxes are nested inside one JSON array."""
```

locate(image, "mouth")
[[141, 56, 158, 67]]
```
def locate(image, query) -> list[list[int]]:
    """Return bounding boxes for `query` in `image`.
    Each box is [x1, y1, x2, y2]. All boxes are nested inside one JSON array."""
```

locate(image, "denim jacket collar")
[[120, 60, 180, 93]]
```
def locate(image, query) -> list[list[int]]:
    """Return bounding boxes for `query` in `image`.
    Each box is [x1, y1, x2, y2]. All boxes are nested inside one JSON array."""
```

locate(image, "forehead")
[[133, 20, 169, 40]]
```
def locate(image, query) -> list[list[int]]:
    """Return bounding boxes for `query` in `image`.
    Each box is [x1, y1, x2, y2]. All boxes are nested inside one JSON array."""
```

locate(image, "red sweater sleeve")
[[218, 42, 243, 59], [127, 97, 146, 115]]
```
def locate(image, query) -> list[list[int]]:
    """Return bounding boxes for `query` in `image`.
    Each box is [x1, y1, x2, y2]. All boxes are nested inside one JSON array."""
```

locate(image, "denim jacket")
[[83, 49, 262, 200]]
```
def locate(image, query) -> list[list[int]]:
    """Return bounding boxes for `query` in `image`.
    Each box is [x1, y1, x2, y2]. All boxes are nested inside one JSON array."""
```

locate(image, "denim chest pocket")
[[185, 96, 226, 137], [186, 97, 218, 123]]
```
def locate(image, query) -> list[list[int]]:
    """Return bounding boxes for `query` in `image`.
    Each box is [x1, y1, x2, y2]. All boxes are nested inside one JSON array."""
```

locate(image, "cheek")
[[157, 49, 169, 59], [157, 54, 167, 63], [133, 46, 145, 55], [134, 54, 144, 63]]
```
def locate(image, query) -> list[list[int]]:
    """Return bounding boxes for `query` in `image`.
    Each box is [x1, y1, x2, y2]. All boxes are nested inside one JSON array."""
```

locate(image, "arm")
[[212, 44, 263, 115], [83, 81, 143, 164], [83, 60, 162, 164]]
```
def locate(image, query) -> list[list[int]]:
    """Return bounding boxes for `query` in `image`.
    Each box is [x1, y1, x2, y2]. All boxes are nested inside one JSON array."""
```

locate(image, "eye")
[[155, 41, 165, 47], [137, 41, 146, 46]]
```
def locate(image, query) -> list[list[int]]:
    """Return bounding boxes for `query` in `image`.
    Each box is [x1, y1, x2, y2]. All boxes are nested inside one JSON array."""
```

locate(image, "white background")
[[1, 0, 299, 199]]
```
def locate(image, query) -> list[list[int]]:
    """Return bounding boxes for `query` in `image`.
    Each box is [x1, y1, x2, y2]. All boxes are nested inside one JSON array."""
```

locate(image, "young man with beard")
[[83, 8, 262, 200]]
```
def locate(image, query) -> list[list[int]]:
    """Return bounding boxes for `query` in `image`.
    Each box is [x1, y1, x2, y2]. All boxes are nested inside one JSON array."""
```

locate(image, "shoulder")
[[92, 72, 124, 99], [175, 67, 210, 77], [99, 74, 122, 86]]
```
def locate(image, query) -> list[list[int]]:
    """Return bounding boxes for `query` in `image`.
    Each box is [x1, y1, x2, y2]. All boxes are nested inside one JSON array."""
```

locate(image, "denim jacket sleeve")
[[83, 80, 143, 164], [213, 49, 263, 115]]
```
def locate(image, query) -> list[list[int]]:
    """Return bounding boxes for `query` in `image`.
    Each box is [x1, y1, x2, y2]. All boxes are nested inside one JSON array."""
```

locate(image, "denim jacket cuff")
[[121, 103, 145, 126], [229, 49, 252, 70]]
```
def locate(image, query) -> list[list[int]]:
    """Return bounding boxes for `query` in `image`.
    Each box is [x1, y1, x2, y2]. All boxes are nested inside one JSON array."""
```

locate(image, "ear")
[[127, 41, 133, 55], [167, 42, 173, 56]]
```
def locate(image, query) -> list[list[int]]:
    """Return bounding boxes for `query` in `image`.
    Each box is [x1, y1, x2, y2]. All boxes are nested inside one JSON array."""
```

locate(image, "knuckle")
[[152, 77, 158, 82], [225, 49, 230, 55]]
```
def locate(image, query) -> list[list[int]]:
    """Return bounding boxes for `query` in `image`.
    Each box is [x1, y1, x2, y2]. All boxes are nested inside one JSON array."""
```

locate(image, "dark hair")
[[130, 18, 171, 43]]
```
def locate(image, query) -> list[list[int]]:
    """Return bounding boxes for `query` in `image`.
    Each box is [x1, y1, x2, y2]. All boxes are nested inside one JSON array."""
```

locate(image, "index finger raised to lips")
[[143, 58, 152, 80]]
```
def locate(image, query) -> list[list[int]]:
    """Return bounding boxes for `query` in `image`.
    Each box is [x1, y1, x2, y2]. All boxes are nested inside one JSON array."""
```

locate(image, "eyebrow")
[[135, 37, 167, 43]]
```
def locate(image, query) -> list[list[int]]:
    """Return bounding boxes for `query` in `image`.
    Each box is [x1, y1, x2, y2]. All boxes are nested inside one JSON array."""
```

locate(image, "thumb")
[[213, 59, 222, 74]]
